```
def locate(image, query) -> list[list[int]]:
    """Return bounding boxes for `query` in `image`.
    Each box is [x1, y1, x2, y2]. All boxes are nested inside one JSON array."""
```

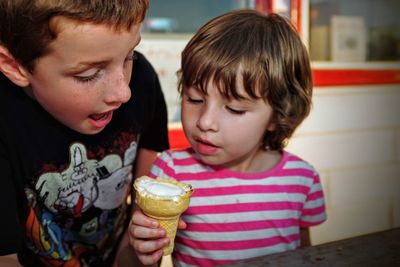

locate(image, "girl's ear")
[[266, 121, 276, 132], [0, 45, 30, 87]]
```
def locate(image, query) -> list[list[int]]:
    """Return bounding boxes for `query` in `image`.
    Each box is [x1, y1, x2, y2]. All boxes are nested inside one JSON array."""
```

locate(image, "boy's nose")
[[104, 75, 131, 105]]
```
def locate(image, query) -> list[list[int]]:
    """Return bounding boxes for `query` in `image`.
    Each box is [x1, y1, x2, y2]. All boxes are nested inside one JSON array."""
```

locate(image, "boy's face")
[[25, 17, 141, 134], [181, 77, 275, 171]]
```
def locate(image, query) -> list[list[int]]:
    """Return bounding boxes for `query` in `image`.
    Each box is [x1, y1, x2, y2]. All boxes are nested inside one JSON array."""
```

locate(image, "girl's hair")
[[0, 0, 149, 71], [178, 9, 313, 151]]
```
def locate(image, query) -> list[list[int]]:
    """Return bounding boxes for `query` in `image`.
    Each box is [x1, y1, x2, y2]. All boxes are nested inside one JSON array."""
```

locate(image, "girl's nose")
[[196, 105, 218, 132]]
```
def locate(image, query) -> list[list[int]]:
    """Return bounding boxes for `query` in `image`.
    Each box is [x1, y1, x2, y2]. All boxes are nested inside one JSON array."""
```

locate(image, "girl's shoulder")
[[282, 150, 319, 176], [156, 147, 203, 168], [154, 148, 213, 177], [159, 147, 196, 160]]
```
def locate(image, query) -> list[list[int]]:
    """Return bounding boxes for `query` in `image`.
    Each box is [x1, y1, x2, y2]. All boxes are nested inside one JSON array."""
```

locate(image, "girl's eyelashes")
[[187, 96, 203, 104], [184, 87, 247, 114], [226, 106, 246, 115]]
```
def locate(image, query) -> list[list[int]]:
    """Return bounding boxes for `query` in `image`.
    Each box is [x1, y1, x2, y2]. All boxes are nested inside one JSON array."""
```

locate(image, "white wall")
[[287, 85, 400, 244]]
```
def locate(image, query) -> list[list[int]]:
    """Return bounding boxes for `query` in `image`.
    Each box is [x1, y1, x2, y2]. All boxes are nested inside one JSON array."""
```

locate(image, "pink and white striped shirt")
[[149, 148, 326, 267]]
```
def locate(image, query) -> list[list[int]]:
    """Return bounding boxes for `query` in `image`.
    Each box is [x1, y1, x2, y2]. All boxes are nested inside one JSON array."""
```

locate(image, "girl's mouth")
[[195, 138, 219, 155]]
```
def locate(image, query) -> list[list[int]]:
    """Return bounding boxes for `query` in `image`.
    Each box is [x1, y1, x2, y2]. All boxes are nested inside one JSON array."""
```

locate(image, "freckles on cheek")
[[64, 91, 92, 110]]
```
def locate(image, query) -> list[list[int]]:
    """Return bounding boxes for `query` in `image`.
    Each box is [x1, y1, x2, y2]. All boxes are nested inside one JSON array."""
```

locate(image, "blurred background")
[[136, 0, 400, 264]]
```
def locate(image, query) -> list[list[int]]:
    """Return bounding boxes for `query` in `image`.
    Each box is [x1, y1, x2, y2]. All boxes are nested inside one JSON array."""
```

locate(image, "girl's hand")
[[128, 206, 187, 266]]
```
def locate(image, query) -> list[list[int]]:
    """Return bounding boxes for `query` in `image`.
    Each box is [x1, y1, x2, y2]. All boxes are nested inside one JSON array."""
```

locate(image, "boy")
[[0, 0, 169, 266]]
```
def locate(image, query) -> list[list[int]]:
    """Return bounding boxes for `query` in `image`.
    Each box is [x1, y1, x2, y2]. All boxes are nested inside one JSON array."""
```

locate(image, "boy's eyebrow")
[[64, 44, 139, 74], [64, 60, 109, 74]]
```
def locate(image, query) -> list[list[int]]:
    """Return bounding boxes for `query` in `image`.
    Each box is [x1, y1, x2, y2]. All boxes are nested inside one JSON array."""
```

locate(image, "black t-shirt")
[[0, 52, 169, 266]]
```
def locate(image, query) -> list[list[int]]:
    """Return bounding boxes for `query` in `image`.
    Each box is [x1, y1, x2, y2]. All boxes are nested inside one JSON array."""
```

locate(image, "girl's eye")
[[74, 69, 102, 84], [187, 96, 203, 104], [226, 106, 246, 115]]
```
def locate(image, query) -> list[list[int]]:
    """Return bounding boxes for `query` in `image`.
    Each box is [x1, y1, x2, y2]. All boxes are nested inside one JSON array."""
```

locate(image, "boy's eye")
[[226, 106, 246, 115], [74, 69, 102, 83]]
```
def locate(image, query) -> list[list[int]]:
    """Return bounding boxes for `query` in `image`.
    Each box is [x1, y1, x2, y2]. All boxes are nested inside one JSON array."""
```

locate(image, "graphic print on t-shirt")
[[35, 142, 134, 215], [24, 140, 137, 265]]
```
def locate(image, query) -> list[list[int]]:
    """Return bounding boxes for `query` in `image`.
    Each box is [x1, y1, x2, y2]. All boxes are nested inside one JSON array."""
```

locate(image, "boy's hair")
[[0, 0, 149, 71], [178, 10, 313, 151]]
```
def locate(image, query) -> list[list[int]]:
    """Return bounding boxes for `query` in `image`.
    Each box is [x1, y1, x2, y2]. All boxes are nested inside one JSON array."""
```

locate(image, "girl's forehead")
[[183, 63, 265, 100], [190, 78, 257, 101]]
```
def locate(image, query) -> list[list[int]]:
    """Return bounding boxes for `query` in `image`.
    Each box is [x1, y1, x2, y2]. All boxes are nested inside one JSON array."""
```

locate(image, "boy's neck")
[[23, 86, 36, 101]]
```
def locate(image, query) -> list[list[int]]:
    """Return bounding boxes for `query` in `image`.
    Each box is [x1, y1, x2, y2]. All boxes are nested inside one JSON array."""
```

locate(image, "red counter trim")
[[313, 69, 400, 86], [168, 128, 190, 150]]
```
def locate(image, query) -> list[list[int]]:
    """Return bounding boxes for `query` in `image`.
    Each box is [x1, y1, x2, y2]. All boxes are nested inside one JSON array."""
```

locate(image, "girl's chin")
[[196, 153, 223, 166]]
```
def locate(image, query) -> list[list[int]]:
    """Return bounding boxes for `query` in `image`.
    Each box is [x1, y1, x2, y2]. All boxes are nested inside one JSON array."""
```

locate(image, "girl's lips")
[[88, 110, 113, 129], [195, 138, 219, 155]]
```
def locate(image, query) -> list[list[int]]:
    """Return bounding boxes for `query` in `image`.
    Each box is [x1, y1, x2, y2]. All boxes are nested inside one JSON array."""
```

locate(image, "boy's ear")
[[0, 45, 30, 87]]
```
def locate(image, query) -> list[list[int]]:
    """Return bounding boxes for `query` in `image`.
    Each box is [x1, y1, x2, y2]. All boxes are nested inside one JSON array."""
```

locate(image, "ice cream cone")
[[134, 176, 193, 255], [154, 215, 179, 255]]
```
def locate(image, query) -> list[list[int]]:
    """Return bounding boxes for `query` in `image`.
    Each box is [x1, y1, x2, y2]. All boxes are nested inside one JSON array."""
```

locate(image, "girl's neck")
[[227, 149, 283, 173]]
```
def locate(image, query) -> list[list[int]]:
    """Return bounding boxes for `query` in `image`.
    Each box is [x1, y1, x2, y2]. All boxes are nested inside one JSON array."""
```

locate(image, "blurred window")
[[309, 0, 400, 62], [142, 0, 256, 34]]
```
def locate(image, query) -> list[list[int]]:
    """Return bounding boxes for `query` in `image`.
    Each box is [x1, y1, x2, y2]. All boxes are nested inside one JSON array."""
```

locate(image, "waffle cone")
[[154, 215, 179, 255], [134, 176, 193, 256]]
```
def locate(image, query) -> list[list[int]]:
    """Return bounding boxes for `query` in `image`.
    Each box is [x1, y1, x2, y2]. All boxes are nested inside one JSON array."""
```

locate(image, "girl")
[[130, 10, 326, 267]]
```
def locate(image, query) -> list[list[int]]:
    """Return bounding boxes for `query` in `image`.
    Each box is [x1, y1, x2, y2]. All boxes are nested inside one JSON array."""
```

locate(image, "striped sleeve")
[[149, 150, 175, 179], [300, 171, 327, 226]]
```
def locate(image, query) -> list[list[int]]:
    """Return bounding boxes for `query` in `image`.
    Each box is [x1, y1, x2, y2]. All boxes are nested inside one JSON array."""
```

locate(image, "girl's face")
[[181, 77, 275, 172], [25, 17, 141, 134]]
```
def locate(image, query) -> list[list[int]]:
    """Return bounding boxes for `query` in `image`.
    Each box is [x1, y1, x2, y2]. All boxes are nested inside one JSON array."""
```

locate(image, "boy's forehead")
[[35, 17, 141, 67], [50, 16, 121, 37], [49, 16, 140, 44]]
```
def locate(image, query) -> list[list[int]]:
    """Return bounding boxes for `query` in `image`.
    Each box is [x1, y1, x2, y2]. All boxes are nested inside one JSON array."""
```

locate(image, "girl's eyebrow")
[[230, 96, 254, 104], [186, 85, 202, 93]]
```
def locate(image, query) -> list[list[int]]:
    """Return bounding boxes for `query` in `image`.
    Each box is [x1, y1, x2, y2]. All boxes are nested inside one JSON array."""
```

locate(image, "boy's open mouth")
[[89, 111, 110, 121], [87, 110, 114, 130]]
